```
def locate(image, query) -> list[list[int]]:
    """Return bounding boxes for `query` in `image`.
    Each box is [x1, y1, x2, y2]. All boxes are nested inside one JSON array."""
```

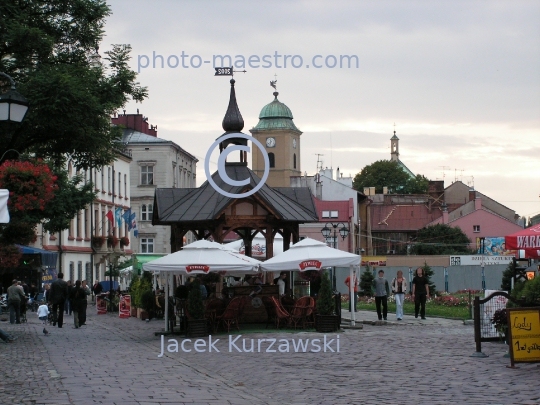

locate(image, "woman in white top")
[[392, 270, 408, 321]]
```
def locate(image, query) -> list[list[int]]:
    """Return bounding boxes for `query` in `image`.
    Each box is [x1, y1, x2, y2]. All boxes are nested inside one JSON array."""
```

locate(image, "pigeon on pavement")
[[43, 327, 49, 335]]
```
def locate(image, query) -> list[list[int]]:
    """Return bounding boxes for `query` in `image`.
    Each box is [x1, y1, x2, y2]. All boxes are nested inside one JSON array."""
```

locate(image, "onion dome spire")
[[222, 79, 244, 133]]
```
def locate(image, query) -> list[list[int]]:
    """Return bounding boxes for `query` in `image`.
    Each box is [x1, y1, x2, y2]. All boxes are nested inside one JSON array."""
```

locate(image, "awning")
[[16, 245, 58, 267], [133, 254, 166, 273]]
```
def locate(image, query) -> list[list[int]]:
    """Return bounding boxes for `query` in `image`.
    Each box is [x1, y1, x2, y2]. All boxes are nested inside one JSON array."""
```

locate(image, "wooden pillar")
[[283, 228, 291, 252]]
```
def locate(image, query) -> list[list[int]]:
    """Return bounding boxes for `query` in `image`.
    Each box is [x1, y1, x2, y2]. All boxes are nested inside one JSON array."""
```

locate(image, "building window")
[[268, 153, 275, 168], [322, 211, 330, 218], [101, 168, 104, 191], [118, 172, 121, 196], [141, 165, 154, 185], [141, 238, 154, 253], [124, 174, 127, 198], [293, 153, 296, 169], [69, 262, 75, 282], [141, 204, 153, 221], [331, 211, 338, 218], [108, 167, 111, 192], [78, 261, 83, 281], [473, 225, 480, 233], [85, 262, 91, 282]]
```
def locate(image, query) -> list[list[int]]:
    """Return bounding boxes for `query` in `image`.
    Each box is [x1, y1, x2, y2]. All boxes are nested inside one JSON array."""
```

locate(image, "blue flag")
[[115, 207, 123, 228]]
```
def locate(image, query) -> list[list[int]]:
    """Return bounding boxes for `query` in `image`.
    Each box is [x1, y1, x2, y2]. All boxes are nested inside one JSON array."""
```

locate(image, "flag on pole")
[[122, 208, 132, 229], [106, 210, 114, 225], [115, 207, 123, 228], [131, 213, 138, 237]]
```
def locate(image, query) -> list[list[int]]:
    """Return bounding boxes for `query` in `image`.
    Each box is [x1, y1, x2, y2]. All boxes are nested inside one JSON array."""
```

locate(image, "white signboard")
[[0, 189, 9, 223], [449, 255, 513, 266]]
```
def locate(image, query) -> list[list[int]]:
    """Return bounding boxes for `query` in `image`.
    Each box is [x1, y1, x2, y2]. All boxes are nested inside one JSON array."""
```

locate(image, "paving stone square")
[[1, 308, 539, 404]]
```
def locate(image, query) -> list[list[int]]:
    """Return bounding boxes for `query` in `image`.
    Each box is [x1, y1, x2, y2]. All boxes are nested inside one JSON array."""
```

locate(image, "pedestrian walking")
[[43, 284, 50, 302], [37, 302, 50, 324], [412, 267, 430, 319], [7, 279, 26, 324], [344, 270, 359, 312], [392, 270, 408, 321], [65, 280, 73, 315], [372, 270, 390, 321], [79, 280, 91, 326], [49, 273, 68, 328], [71, 280, 86, 329]]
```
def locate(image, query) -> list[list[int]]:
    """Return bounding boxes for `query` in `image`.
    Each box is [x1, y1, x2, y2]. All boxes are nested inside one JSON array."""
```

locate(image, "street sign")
[[507, 308, 540, 367], [214, 67, 233, 76]]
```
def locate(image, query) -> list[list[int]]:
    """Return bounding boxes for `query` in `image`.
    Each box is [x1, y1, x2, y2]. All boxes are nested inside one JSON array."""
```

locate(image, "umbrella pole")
[[350, 265, 356, 326], [164, 272, 169, 333]]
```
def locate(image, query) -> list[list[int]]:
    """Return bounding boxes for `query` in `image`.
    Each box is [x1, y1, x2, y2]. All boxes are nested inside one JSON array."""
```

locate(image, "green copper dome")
[[252, 92, 300, 132]]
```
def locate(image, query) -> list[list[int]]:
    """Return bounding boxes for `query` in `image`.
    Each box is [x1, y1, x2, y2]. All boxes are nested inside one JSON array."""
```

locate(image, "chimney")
[[336, 167, 340, 180], [475, 197, 482, 210], [442, 203, 449, 224], [469, 188, 475, 202], [315, 174, 322, 200]]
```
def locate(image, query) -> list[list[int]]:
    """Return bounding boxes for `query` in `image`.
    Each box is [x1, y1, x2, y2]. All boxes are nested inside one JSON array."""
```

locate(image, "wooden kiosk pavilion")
[[151, 79, 318, 324]]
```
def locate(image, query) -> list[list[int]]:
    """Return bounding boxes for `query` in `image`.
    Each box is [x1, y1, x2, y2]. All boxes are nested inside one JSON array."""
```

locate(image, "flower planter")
[[315, 314, 339, 333], [187, 319, 208, 338], [139, 309, 149, 320], [131, 307, 137, 317]]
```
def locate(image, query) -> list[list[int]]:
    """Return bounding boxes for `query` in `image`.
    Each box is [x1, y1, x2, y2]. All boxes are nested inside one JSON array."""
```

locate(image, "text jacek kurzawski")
[[158, 334, 340, 357]]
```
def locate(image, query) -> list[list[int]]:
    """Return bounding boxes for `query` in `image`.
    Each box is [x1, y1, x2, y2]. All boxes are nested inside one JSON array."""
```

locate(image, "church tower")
[[390, 130, 399, 162], [250, 88, 302, 187]]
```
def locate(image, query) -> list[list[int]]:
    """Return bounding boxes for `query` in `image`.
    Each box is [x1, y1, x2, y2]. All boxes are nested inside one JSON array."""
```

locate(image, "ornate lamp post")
[[0, 72, 29, 123], [321, 222, 350, 290]]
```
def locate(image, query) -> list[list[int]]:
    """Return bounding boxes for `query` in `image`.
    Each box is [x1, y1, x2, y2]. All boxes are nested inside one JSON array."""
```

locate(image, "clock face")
[[293, 138, 297, 149], [266, 137, 276, 148]]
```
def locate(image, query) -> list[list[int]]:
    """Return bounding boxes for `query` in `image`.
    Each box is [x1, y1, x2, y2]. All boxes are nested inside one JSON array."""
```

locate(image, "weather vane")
[[214, 67, 246, 76], [270, 73, 277, 91]]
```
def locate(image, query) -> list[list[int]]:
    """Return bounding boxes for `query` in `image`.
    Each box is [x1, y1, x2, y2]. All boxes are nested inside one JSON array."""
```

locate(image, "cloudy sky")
[[103, 0, 540, 219]]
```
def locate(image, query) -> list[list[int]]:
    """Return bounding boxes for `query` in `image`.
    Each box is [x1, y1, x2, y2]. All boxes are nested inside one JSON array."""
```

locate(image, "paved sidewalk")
[[2, 307, 539, 405]]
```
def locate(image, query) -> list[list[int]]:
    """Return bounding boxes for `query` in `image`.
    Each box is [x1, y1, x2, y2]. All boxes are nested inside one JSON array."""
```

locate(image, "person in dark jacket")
[[7, 279, 26, 324], [65, 280, 73, 315], [70, 280, 86, 328], [49, 273, 68, 328]]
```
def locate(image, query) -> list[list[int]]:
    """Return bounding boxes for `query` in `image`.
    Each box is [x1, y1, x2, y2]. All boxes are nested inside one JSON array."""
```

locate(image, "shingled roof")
[[153, 163, 318, 225]]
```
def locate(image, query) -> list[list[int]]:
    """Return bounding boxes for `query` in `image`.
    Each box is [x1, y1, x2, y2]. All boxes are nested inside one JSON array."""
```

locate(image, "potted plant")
[[140, 290, 155, 320], [491, 308, 509, 344], [187, 279, 208, 337], [120, 236, 130, 248], [129, 275, 140, 317], [315, 271, 339, 332]]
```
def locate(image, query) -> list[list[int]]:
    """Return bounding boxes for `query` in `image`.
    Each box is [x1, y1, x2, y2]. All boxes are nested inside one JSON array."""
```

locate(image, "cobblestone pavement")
[[1, 307, 539, 405]]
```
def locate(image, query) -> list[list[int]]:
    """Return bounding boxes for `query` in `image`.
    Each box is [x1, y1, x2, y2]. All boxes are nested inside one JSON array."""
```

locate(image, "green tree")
[[411, 224, 472, 255], [0, 0, 148, 168], [500, 261, 515, 292], [359, 265, 374, 296], [0, 0, 146, 251], [419, 263, 437, 296], [352, 160, 429, 194]]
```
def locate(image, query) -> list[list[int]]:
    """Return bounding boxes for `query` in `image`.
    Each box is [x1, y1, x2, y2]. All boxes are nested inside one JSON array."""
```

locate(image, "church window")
[[268, 153, 275, 168], [293, 153, 297, 169]]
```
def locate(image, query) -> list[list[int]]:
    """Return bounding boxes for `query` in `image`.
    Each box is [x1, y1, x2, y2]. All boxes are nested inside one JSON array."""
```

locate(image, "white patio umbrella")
[[260, 237, 361, 325], [142, 239, 261, 332]]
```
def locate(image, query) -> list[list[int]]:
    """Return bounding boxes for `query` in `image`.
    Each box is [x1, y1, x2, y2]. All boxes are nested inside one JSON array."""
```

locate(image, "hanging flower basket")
[[92, 235, 106, 248], [120, 236, 130, 247], [107, 235, 119, 248]]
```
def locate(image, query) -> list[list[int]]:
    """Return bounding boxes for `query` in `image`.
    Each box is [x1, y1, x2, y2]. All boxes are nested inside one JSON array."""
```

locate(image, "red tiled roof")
[[370, 204, 442, 231], [313, 197, 353, 222]]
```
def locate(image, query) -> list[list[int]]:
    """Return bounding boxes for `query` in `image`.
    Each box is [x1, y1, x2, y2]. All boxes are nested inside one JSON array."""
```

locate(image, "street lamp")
[[0, 72, 29, 123], [321, 222, 350, 290]]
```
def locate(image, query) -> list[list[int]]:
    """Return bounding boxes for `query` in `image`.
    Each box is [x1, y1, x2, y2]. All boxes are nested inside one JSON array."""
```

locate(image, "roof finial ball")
[[270, 78, 278, 99]]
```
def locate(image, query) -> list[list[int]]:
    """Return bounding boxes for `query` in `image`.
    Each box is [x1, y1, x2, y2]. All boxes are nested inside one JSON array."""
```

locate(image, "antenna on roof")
[[315, 154, 324, 172]]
